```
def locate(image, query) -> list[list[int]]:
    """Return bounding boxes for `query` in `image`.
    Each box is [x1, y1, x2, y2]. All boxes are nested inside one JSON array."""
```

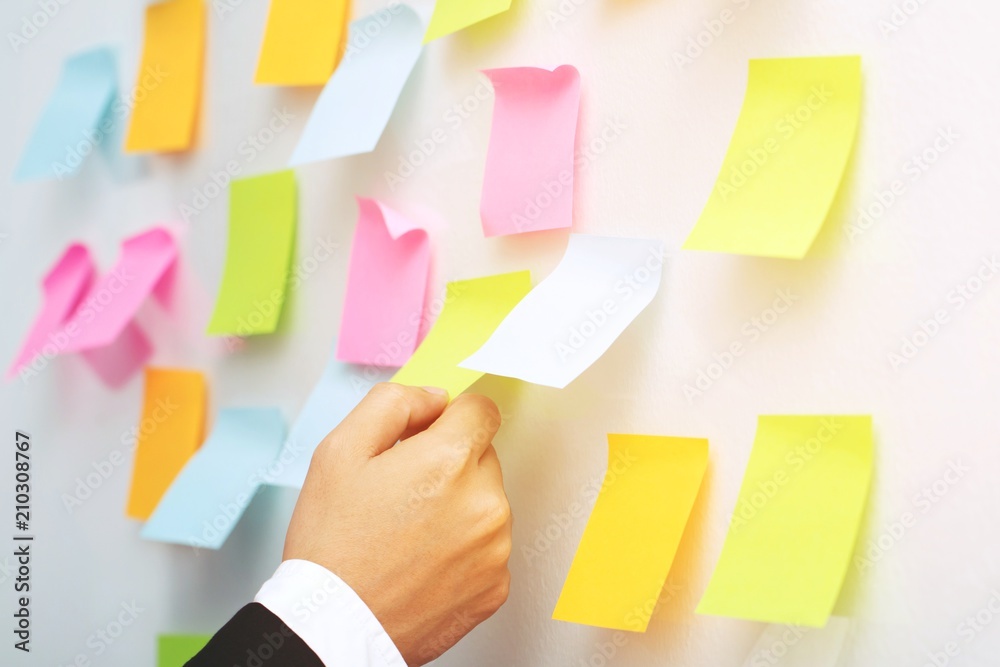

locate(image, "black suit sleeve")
[[185, 603, 325, 667]]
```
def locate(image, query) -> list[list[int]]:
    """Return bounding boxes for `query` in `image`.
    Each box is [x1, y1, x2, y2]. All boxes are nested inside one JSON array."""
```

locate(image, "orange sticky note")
[[125, 0, 205, 152], [255, 0, 350, 86], [125, 368, 207, 520], [553, 435, 709, 632]]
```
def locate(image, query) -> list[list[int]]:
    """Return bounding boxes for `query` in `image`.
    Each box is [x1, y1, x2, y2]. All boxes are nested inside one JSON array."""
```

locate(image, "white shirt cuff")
[[254, 559, 408, 667]]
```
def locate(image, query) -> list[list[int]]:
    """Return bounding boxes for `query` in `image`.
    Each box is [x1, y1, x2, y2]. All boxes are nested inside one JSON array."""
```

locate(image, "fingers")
[[412, 394, 501, 461], [330, 383, 449, 460]]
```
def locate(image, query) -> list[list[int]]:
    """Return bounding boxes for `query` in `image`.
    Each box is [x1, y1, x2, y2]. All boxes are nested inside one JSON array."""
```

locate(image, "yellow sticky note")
[[423, 0, 512, 43], [391, 271, 531, 397], [255, 0, 349, 85], [126, 368, 207, 520], [125, 0, 205, 152], [207, 170, 297, 336], [697, 416, 873, 627], [553, 435, 708, 632], [683, 56, 862, 259]]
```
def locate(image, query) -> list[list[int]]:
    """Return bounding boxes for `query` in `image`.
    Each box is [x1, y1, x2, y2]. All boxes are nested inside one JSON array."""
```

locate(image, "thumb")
[[332, 383, 449, 460]]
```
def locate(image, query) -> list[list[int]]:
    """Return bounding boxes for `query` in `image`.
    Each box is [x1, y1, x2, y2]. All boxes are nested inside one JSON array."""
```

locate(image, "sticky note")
[[7, 244, 95, 380], [683, 56, 862, 259], [158, 634, 211, 667], [142, 408, 285, 549], [207, 170, 297, 336], [423, 0, 511, 42], [268, 341, 392, 488], [337, 199, 430, 366], [480, 66, 581, 237], [461, 235, 663, 389], [61, 227, 177, 354], [126, 368, 207, 520], [15, 48, 118, 180], [553, 435, 708, 632], [288, 5, 424, 164], [256, 0, 349, 85], [697, 416, 874, 627], [739, 618, 850, 667], [8, 228, 176, 388], [392, 271, 532, 397], [59, 227, 177, 387], [125, 0, 205, 152]]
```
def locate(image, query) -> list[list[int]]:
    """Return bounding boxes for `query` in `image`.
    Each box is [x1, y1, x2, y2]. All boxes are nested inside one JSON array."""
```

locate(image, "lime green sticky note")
[[423, 0, 512, 43], [207, 170, 297, 336], [553, 435, 708, 632], [158, 634, 211, 666], [697, 416, 873, 627], [391, 271, 531, 397], [683, 56, 862, 259]]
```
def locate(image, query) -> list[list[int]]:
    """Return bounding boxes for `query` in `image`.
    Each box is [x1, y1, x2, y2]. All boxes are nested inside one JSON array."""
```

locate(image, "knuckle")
[[371, 382, 410, 406], [491, 571, 511, 609], [459, 393, 502, 427]]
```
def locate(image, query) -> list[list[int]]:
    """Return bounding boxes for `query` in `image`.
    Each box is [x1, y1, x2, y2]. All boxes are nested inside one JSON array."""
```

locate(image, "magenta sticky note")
[[6, 244, 96, 379], [60, 227, 177, 355], [336, 198, 430, 367], [480, 65, 581, 237]]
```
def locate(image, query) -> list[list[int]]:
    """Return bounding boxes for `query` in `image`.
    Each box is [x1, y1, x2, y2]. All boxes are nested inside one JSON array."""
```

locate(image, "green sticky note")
[[697, 415, 873, 627], [683, 56, 862, 259], [207, 170, 297, 336], [158, 634, 212, 667], [391, 271, 531, 398]]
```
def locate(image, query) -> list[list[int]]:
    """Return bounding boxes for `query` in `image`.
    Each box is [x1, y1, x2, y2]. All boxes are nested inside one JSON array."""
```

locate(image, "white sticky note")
[[460, 234, 664, 388]]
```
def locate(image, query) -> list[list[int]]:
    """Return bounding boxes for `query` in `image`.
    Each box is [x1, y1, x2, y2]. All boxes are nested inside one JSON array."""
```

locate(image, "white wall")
[[2, 0, 999, 665]]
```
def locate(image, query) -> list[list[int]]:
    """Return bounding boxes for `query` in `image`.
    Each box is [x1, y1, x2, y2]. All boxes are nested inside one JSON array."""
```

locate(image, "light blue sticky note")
[[266, 345, 392, 488], [141, 408, 286, 550], [288, 5, 425, 165], [15, 47, 119, 181]]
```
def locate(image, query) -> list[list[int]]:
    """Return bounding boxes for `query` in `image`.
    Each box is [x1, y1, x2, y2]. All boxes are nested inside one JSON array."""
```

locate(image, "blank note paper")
[[142, 408, 285, 549], [207, 170, 297, 336], [461, 235, 663, 389], [553, 435, 708, 632], [255, 0, 349, 85], [683, 56, 862, 259], [125, 368, 207, 521], [288, 5, 424, 164], [268, 341, 393, 488], [697, 416, 873, 627], [61, 227, 177, 387], [392, 271, 532, 398], [9, 228, 177, 388], [125, 0, 205, 152], [158, 635, 211, 667], [337, 199, 430, 366], [424, 0, 511, 42], [480, 66, 581, 237], [15, 48, 118, 180], [7, 244, 94, 380]]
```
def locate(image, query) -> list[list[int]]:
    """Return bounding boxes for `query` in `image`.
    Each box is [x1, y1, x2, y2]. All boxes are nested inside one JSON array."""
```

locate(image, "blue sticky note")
[[266, 344, 392, 488], [15, 47, 119, 181], [141, 408, 286, 550], [288, 5, 425, 164]]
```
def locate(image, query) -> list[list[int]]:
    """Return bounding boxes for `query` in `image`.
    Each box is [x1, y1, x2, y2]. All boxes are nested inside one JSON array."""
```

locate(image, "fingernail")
[[422, 386, 449, 397]]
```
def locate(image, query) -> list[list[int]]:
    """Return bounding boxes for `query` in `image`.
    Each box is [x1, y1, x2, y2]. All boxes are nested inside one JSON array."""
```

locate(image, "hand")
[[284, 383, 512, 666]]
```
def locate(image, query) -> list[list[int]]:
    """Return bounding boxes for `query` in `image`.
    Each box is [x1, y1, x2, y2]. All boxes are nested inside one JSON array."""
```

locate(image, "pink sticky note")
[[6, 244, 95, 379], [336, 198, 430, 367], [480, 65, 581, 237], [60, 227, 177, 354]]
